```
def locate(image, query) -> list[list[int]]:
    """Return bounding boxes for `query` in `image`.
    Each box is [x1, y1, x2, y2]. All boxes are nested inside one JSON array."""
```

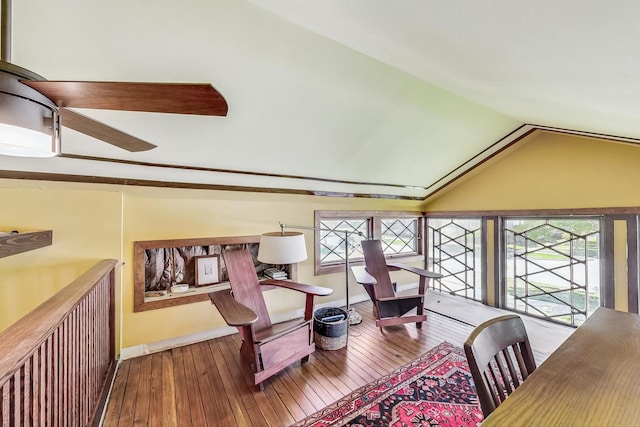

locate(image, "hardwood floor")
[[103, 297, 573, 426]]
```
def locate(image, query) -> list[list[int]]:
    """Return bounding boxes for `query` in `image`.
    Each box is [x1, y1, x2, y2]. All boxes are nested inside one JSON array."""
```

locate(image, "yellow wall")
[[0, 181, 123, 339], [0, 179, 421, 351], [425, 131, 640, 211]]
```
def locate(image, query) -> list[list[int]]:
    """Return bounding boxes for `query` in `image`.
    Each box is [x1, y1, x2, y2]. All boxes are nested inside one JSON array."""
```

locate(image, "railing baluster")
[[1, 381, 5, 427], [21, 362, 29, 427], [8, 375, 15, 427], [52, 330, 58, 427], [47, 336, 53, 427], [78, 301, 83, 426], [61, 318, 68, 427], [81, 298, 87, 425], [28, 353, 36, 427], [59, 329, 63, 427], [72, 309, 78, 427], [39, 343, 45, 427]]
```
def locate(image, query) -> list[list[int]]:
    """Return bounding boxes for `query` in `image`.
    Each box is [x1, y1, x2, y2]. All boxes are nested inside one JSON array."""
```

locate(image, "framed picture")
[[195, 255, 221, 287]]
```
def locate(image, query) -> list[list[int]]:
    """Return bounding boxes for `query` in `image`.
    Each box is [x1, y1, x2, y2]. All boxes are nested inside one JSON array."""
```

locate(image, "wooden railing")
[[0, 259, 118, 427]]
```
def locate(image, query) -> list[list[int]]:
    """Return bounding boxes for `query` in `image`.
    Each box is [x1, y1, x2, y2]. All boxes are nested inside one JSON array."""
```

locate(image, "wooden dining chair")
[[351, 239, 442, 331], [209, 249, 332, 390], [463, 314, 537, 418]]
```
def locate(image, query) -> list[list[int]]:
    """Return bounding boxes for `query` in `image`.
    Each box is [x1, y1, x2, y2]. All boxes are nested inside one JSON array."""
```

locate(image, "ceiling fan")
[[0, 0, 228, 157]]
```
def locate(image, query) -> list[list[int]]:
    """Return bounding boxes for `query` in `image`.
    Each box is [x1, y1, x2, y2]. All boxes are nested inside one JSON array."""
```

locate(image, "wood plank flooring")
[[103, 297, 573, 427]]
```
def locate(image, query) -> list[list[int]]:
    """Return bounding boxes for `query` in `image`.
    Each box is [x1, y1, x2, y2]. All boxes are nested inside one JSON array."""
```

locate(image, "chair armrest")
[[350, 265, 377, 285], [387, 263, 443, 279], [209, 290, 258, 327], [261, 279, 333, 297]]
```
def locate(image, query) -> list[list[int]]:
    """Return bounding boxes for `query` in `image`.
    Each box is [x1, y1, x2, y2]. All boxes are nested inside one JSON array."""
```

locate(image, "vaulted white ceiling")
[[1, 1, 637, 198], [249, 0, 640, 138]]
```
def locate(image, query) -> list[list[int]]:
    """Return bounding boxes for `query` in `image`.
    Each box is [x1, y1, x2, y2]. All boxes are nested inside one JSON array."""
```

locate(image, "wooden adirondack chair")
[[351, 239, 442, 331], [209, 249, 332, 389]]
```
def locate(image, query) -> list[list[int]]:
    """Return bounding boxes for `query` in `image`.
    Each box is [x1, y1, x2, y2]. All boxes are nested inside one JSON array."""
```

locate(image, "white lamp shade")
[[258, 232, 307, 264]]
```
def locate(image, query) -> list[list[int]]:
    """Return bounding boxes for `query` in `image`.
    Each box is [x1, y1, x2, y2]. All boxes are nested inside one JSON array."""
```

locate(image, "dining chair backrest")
[[463, 314, 537, 418]]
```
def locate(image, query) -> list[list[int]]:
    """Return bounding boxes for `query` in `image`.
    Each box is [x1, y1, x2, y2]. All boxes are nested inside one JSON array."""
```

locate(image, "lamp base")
[[348, 308, 362, 325]]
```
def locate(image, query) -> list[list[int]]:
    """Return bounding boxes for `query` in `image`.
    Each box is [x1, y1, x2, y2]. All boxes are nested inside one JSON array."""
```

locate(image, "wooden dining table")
[[480, 307, 640, 427]]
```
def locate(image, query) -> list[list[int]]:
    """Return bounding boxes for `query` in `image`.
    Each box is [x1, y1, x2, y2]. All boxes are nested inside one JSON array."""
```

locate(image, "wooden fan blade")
[[22, 81, 228, 116], [60, 108, 156, 152]]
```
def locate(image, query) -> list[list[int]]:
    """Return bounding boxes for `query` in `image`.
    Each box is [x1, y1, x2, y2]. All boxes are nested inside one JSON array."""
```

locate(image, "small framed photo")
[[195, 255, 221, 287]]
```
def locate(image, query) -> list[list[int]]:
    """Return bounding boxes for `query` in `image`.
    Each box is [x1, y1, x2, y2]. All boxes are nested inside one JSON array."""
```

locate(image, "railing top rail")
[[0, 259, 118, 385]]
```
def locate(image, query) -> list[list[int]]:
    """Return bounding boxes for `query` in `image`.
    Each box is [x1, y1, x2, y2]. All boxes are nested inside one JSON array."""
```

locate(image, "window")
[[503, 217, 601, 327], [381, 218, 419, 256], [426, 218, 483, 301], [318, 218, 370, 266], [315, 211, 422, 274]]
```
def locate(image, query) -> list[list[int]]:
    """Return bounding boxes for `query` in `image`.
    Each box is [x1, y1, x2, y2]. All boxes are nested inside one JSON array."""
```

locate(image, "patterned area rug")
[[292, 342, 483, 427]]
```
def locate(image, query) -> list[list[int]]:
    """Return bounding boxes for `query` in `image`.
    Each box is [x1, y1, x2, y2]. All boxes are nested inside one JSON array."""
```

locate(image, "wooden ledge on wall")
[[0, 230, 53, 258]]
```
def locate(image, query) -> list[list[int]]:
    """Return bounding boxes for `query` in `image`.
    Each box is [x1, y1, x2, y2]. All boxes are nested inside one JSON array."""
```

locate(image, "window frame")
[[314, 210, 423, 275]]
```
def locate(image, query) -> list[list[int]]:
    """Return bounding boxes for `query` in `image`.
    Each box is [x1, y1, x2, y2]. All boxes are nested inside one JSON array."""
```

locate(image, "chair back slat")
[[513, 343, 531, 381], [222, 249, 272, 331], [483, 370, 501, 410], [361, 240, 395, 298], [501, 348, 521, 389], [495, 353, 513, 395], [464, 315, 537, 418], [488, 358, 507, 400]]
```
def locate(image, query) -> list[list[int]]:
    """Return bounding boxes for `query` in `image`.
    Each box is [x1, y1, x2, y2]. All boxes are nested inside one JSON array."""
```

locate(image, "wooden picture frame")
[[195, 255, 221, 287]]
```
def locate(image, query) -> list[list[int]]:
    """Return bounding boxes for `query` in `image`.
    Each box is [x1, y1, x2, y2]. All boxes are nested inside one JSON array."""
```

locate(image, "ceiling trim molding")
[[0, 169, 423, 200], [531, 125, 640, 146], [57, 153, 428, 191]]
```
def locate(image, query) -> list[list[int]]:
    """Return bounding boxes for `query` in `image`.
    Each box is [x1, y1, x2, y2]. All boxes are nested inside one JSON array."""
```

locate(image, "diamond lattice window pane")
[[319, 219, 369, 265], [504, 218, 601, 327], [381, 218, 418, 255], [427, 218, 482, 302]]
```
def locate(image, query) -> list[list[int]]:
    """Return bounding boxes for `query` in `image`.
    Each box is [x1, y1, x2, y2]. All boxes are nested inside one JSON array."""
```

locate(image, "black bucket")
[[313, 307, 348, 350]]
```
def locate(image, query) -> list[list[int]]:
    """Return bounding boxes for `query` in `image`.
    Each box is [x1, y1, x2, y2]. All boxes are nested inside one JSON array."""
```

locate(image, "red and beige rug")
[[292, 341, 483, 427]]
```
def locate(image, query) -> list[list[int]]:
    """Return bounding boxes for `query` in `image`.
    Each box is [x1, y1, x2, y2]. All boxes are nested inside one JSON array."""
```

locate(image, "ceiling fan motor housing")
[[0, 61, 60, 155]]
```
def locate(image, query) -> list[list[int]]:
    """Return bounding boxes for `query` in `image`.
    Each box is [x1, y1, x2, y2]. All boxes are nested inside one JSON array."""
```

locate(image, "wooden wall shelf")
[[0, 230, 53, 258]]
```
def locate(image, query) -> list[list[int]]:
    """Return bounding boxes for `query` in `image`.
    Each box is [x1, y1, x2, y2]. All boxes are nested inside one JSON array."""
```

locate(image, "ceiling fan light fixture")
[[0, 122, 58, 157]]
